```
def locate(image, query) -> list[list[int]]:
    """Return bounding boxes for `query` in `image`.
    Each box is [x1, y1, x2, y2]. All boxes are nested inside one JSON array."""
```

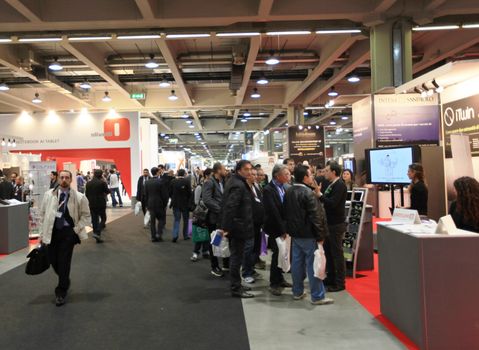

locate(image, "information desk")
[[377, 224, 479, 350], [0, 202, 29, 254]]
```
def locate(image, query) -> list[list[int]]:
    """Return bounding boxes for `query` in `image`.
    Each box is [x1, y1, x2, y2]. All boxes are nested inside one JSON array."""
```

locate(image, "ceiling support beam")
[[134, 0, 156, 20], [284, 35, 359, 105], [306, 108, 344, 125], [5, 0, 42, 22], [425, 0, 447, 11], [373, 0, 397, 13], [155, 38, 202, 130], [413, 30, 479, 74], [262, 108, 285, 129], [231, 36, 261, 129], [148, 113, 172, 131], [302, 40, 370, 105], [258, 0, 275, 17]]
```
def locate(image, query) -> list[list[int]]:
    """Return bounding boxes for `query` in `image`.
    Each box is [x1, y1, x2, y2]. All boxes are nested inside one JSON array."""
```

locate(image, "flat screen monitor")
[[365, 146, 421, 185], [343, 158, 355, 174]]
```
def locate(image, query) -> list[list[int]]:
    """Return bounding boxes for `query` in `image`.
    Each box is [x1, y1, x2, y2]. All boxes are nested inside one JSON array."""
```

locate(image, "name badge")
[[255, 197, 261, 203], [55, 211, 63, 219]]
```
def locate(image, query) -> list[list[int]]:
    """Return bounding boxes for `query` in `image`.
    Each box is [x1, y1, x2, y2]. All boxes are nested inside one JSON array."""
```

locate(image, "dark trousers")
[[90, 207, 106, 235], [48, 227, 78, 297], [229, 237, 246, 291], [207, 223, 229, 269], [172, 207, 190, 239], [141, 198, 147, 215], [253, 224, 262, 262], [268, 235, 285, 287], [242, 224, 261, 277], [324, 223, 347, 288], [193, 241, 209, 254], [110, 187, 123, 206], [150, 210, 166, 240]]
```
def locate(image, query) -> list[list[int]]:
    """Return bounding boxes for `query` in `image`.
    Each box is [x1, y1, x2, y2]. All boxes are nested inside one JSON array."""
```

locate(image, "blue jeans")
[[242, 237, 255, 278], [172, 207, 190, 239], [110, 187, 123, 207], [291, 238, 326, 302]]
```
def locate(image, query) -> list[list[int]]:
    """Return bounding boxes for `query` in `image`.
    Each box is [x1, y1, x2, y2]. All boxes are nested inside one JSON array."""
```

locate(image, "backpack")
[[192, 179, 216, 226]]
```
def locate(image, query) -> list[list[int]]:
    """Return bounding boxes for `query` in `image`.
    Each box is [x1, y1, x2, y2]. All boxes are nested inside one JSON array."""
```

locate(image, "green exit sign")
[[131, 93, 146, 100]]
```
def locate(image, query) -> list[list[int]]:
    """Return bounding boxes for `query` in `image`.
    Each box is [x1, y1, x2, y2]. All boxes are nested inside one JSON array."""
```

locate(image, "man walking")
[[85, 169, 110, 243], [39, 170, 90, 306], [108, 169, 123, 207], [220, 160, 255, 298], [144, 167, 169, 242], [285, 164, 333, 305], [136, 169, 151, 215], [263, 164, 292, 296], [318, 161, 348, 292], [170, 169, 192, 242]]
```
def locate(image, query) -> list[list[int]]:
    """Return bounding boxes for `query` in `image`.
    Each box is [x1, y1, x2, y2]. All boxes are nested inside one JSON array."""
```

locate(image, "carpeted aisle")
[[0, 212, 250, 350]]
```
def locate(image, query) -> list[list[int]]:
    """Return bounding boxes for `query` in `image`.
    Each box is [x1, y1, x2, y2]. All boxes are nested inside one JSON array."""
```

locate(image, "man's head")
[[50, 171, 58, 181], [294, 164, 313, 185], [58, 170, 73, 189], [256, 168, 265, 183], [158, 164, 165, 175], [325, 161, 341, 181], [94, 169, 103, 178], [15, 176, 24, 185], [151, 167, 159, 177], [10, 172, 18, 182], [143, 169, 149, 177], [177, 169, 186, 177], [272, 164, 290, 185], [109, 169, 115, 174], [248, 168, 258, 185], [213, 162, 226, 178], [283, 158, 295, 173], [235, 160, 252, 179], [203, 168, 213, 179]]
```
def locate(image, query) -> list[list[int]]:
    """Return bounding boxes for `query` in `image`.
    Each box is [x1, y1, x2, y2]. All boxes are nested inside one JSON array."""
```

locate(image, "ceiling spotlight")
[[315, 125, 320, 129], [32, 93, 42, 104], [188, 124, 195, 128], [347, 75, 360, 83], [330, 119, 337, 125], [257, 75, 269, 85], [298, 125, 303, 130], [7, 139, 11, 147], [12, 139, 16, 147], [328, 86, 339, 97], [243, 111, 251, 117], [145, 54, 159, 69], [414, 87, 422, 95], [0, 82, 9, 91], [432, 79, 444, 93], [240, 118, 248, 123], [102, 91, 112, 102], [421, 83, 433, 97], [159, 76, 171, 88], [181, 112, 189, 118], [341, 116, 349, 120], [79, 80, 91, 90], [1, 138, 5, 146], [168, 90, 178, 101], [263, 130, 270, 135], [48, 57, 63, 71], [251, 88, 261, 99], [265, 51, 280, 65], [186, 120, 193, 124], [160, 133, 166, 137]]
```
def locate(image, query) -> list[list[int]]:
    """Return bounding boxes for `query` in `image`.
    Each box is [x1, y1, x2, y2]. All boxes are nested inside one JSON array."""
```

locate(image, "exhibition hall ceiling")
[[0, 0, 478, 158]]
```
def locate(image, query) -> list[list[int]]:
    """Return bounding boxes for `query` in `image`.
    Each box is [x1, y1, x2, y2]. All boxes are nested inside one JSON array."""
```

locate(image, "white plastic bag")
[[134, 201, 142, 216], [144, 211, 151, 226], [276, 236, 291, 273], [314, 244, 327, 280], [211, 231, 230, 258]]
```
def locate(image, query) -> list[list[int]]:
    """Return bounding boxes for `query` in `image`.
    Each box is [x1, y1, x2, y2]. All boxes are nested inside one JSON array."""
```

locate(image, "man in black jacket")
[[145, 167, 169, 242], [202, 162, 228, 276], [263, 164, 293, 295], [318, 161, 347, 292], [0, 170, 14, 200], [136, 169, 151, 215], [285, 164, 333, 305], [220, 160, 255, 298], [85, 169, 110, 243], [170, 169, 191, 242]]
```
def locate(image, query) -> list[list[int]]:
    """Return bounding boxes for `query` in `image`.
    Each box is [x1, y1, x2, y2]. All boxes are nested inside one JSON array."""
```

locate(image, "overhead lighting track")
[[19, 37, 62, 42], [166, 33, 211, 39], [266, 31, 312, 36], [412, 25, 460, 31], [69, 35, 112, 41], [216, 32, 260, 37], [117, 34, 161, 40]]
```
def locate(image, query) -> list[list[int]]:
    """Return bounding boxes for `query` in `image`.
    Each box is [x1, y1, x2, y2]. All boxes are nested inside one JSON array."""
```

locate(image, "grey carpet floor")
[[0, 212, 250, 350]]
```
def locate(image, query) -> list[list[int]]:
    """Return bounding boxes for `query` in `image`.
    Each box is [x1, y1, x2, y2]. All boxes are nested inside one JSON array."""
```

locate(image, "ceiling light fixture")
[[330, 119, 337, 125], [102, 91, 112, 102], [32, 93, 42, 104], [79, 80, 91, 90], [243, 111, 251, 117], [250, 88, 261, 99], [217, 32, 260, 37], [412, 25, 460, 31], [48, 57, 63, 71], [341, 116, 349, 120], [145, 54, 159, 69], [266, 31, 312, 36], [298, 125, 303, 130], [181, 112, 189, 118], [166, 33, 211, 39], [347, 75, 360, 83], [1, 138, 5, 146], [168, 90, 178, 101], [160, 133, 166, 137], [432, 79, 444, 93], [19, 37, 62, 42], [12, 139, 16, 147], [316, 29, 362, 34], [117, 34, 161, 40], [328, 86, 339, 97], [159, 76, 171, 88], [0, 38, 12, 43], [414, 87, 422, 95], [265, 51, 280, 65], [257, 75, 269, 85], [240, 118, 248, 123], [69, 36, 112, 41], [462, 23, 479, 29], [188, 124, 195, 128], [0, 82, 9, 91]]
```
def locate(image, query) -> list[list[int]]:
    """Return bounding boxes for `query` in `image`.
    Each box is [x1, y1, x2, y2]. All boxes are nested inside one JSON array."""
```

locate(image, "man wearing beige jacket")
[[40, 170, 91, 306]]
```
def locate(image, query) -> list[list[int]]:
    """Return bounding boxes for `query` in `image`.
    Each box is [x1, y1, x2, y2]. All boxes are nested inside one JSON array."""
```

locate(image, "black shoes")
[[172, 238, 178, 243], [232, 289, 254, 298], [280, 281, 293, 288], [55, 296, 66, 307], [327, 285, 345, 293], [211, 267, 224, 277], [184, 237, 190, 241], [92, 233, 104, 243]]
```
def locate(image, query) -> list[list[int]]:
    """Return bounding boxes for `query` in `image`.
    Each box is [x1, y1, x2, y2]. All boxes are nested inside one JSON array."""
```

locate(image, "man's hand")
[[312, 179, 322, 196], [218, 229, 229, 237], [317, 240, 324, 245], [281, 233, 287, 240]]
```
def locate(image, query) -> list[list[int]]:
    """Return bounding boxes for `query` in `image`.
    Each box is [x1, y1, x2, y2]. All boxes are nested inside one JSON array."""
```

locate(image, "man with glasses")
[[39, 170, 91, 306]]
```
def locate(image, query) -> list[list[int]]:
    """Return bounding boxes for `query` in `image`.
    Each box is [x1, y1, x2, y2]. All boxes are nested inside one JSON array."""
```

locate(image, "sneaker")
[[190, 253, 199, 262], [311, 297, 334, 305], [243, 276, 255, 284], [92, 233, 104, 243], [55, 296, 66, 307], [269, 287, 283, 296], [293, 292, 307, 300], [222, 266, 230, 271], [211, 267, 224, 277]]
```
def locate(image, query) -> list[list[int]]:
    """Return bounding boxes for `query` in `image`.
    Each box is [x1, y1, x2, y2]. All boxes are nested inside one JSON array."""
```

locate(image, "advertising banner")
[[442, 94, 479, 158], [287, 126, 325, 166], [352, 96, 373, 175], [374, 94, 440, 147]]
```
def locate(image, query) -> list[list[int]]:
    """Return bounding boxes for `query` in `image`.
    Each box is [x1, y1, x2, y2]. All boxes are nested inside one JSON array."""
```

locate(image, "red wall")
[[13, 148, 132, 195]]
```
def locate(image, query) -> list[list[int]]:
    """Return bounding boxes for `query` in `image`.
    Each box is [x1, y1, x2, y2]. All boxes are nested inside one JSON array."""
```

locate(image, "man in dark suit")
[[170, 169, 191, 242], [263, 164, 293, 296], [85, 169, 110, 243], [318, 161, 348, 292], [0, 170, 14, 199], [144, 167, 169, 242], [136, 169, 151, 215]]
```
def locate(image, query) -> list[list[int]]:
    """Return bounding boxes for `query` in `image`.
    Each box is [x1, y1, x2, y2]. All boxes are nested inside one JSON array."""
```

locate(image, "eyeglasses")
[[59, 176, 71, 179]]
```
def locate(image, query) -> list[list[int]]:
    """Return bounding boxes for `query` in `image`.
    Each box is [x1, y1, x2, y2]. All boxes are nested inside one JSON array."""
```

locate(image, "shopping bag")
[[187, 219, 193, 237], [210, 230, 222, 246], [144, 211, 151, 226], [134, 201, 142, 216], [314, 244, 327, 280], [276, 236, 291, 272], [260, 231, 269, 256], [25, 244, 50, 275], [192, 225, 210, 242], [211, 231, 230, 258]]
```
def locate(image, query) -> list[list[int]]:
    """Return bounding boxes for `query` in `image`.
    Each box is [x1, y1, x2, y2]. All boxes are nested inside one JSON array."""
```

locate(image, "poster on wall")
[[442, 94, 479, 158], [374, 94, 440, 147], [352, 96, 373, 175], [288, 126, 325, 166]]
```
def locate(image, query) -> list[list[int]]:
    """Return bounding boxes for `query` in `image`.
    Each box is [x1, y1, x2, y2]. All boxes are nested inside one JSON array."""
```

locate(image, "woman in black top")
[[449, 177, 479, 233], [341, 169, 357, 191], [407, 163, 428, 216]]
